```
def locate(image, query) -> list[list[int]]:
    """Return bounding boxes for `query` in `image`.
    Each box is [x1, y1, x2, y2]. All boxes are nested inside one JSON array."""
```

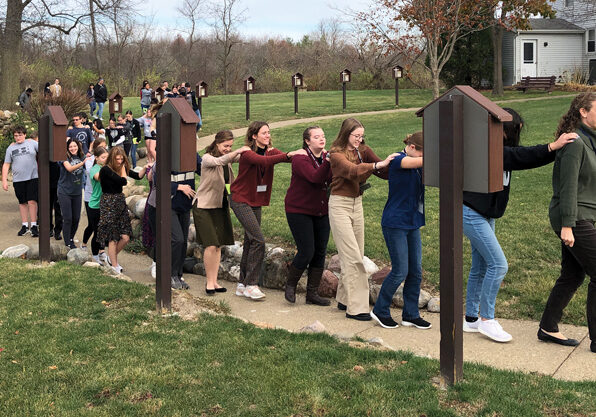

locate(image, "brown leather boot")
[[285, 264, 304, 303], [306, 267, 330, 306]]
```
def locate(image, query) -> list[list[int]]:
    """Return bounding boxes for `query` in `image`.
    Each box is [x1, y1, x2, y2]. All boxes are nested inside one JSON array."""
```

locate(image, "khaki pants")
[[329, 194, 369, 315]]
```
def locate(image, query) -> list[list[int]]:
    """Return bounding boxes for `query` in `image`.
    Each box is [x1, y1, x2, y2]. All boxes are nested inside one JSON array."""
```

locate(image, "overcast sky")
[[144, 0, 372, 40]]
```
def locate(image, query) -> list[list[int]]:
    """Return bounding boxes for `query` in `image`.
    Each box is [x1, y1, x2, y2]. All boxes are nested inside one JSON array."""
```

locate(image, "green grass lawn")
[[1, 259, 594, 416], [117, 89, 573, 136]]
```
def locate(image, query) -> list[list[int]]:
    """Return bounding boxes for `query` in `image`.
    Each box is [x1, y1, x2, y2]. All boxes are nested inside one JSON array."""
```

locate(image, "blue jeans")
[[89, 100, 96, 116], [195, 108, 202, 130], [131, 143, 138, 167], [373, 226, 422, 320], [463, 205, 508, 320], [96, 102, 105, 119]]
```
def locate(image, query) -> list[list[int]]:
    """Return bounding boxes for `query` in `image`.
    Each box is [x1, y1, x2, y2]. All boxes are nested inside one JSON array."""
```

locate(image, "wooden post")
[[38, 115, 51, 262], [156, 112, 172, 312], [294, 86, 299, 114], [439, 95, 464, 386], [342, 83, 347, 110], [395, 78, 400, 107], [245, 91, 250, 121]]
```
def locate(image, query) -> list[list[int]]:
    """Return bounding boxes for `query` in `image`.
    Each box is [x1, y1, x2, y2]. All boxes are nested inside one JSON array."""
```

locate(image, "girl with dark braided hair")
[[540, 92, 596, 353]]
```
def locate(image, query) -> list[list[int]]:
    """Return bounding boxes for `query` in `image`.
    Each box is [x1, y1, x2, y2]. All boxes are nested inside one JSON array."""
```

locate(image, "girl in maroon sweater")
[[284, 126, 332, 305], [230, 121, 304, 300]]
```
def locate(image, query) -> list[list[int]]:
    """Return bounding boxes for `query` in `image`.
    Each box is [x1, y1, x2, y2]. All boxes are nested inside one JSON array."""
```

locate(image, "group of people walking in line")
[[2, 88, 595, 354]]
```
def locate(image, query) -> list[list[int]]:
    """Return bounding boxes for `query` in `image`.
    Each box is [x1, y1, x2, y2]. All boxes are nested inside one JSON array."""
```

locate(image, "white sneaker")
[[235, 283, 245, 296], [244, 285, 266, 300], [92, 255, 103, 265], [463, 319, 480, 333], [111, 266, 121, 275], [478, 319, 512, 343], [150, 262, 156, 279], [99, 252, 107, 262], [106, 254, 112, 266]]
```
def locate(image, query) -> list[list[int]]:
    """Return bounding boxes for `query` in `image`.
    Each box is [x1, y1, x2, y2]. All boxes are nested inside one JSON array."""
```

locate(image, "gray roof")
[[527, 18, 584, 31]]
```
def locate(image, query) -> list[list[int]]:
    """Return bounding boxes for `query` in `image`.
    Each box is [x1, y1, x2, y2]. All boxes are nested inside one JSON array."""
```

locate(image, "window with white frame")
[[589, 29, 595, 53]]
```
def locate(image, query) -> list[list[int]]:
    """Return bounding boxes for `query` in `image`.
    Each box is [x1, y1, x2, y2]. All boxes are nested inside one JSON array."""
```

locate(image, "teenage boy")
[[2, 126, 39, 236], [67, 113, 94, 155]]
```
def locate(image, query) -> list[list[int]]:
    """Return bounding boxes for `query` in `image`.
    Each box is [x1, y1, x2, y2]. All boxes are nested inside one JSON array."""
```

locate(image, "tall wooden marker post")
[[155, 98, 200, 312], [416, 86, 511, 385], [38, 106, 68, 262]]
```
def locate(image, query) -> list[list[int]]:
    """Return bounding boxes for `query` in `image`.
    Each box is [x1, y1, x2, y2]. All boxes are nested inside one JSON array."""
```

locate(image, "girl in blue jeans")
[[462, 108, 577, 343], [371, 132, 431, 329]]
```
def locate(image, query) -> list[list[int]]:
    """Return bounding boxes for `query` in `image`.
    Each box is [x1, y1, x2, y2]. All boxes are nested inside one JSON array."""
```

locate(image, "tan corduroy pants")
[[328, 194, 369, 315]]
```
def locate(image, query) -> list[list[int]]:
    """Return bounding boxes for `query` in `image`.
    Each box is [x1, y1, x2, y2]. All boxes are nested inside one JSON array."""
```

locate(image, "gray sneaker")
[[171, 276, 183, 290], [179, 277, 190, 290]]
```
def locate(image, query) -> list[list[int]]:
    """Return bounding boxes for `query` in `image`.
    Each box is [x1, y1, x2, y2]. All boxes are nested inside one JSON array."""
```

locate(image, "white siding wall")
[[513, 33, 585, 84], [502, 31, 515, 86]]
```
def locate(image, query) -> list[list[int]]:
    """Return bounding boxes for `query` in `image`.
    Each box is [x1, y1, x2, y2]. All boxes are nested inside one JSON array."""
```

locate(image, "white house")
[[502, 0, 596, 85]]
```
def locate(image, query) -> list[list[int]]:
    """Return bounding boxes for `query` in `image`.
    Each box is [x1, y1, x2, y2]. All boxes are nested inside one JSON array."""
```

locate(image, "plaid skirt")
[[97, 193, 132, 245]]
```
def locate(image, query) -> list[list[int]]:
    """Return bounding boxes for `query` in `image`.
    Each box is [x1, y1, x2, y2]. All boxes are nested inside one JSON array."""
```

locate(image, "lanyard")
[[306, 147, 325, 168], [356, 149, 364, 163]]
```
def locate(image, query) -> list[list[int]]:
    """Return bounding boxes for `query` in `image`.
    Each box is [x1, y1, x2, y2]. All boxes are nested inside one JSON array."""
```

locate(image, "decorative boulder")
[[136, 147, 147, 158], [222, 242, 243, 262], [126, 195, 143, 212], [371, 266, 391, 285], [67, 248, 91, 265], [134, 198, 147, 218], [183, 257, 198, 273], [427, 297, 440, 313], [26, 242, 71, 261], [261, 251, 293, 289], [130, 219, 142, 239], [187, 224, 196, 243], [2, 244, 30, 259], [318, 270, 339, 298], [328, 254, 341, 273]]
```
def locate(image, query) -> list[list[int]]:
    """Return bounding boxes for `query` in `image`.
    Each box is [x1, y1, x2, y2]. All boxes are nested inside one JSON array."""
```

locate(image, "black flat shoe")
[[205, 287, 216, 296], [214, 287, 227, 293], [346, 313, 372, 321], [337, 302, 347, 311], [591, 341, 595, 353], [537, 329, 580, 346]]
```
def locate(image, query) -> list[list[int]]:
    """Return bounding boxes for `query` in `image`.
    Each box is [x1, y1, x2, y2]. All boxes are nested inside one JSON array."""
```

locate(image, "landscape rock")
[[261, 252, 292, 289], [318, 269, 339, 298], [328, 254, 341, 273], [192, 261, 206, 276], [83, 261, 102, 268], [222, 242, 243, 262], [266, 247, 285, 259], [67, 248, 91, 265], [183, 257, 198, 274], [134, 198, 147, 218], [426, 297, 440, 313], [363, 256, 379, 275], [298, 320, 326, 333], [2, 244, 30, 259], [130, 219, 142, 239], [369, 283, 381, 304], [136, 147, 147, 158], [187, 242, 201, 257], [187, 224, 196, 243], [126, 195, 143, 211], [371, 266, 391, 285], [385, 284, 432, 309]]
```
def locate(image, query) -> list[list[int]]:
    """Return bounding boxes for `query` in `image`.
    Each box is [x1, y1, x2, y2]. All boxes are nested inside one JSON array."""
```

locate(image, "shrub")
[[25, 89, 88, 123]]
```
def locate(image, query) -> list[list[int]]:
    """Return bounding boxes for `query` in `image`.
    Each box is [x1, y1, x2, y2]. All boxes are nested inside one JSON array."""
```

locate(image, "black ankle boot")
[[305, 267, 330, 306], [285, 264, 304, 303]]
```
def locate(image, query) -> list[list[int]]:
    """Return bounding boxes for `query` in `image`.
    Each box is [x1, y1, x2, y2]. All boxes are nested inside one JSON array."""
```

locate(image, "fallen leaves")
[[48, 365, 58, 370]]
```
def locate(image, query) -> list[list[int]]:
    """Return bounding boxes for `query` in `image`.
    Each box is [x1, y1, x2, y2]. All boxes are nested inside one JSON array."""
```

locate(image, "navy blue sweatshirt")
[[463, 144, 552, 219], [169, 154, 202, 213]]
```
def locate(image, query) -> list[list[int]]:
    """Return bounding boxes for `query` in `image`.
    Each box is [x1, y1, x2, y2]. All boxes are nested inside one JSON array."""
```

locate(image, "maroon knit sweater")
[[284, 153, 332, 216]]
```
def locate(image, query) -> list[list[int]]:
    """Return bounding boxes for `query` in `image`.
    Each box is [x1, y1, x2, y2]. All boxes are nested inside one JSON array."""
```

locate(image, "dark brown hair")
[[106, 145, 130, 174], [302, 126, 322, 149], [330, 118, 365, 162], [556, 92, 596, 137], [66, 138, 84, 160], [206, 130, 235, 157], [245, 121, 271, 151], [93, 146, 108, 158]]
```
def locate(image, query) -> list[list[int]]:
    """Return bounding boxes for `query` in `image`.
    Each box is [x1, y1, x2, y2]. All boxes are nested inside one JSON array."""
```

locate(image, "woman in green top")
[[88, 146, 109, 264], [540, 92, 596, 354]]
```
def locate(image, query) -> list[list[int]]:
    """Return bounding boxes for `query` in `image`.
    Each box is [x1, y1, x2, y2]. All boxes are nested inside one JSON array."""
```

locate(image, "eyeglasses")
[[350, 134, 365, 140]]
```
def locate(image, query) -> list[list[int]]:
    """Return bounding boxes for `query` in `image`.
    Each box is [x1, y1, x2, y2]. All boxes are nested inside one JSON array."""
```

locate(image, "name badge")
[[225, 184, 231, 194], [257, 185, 267, 193]]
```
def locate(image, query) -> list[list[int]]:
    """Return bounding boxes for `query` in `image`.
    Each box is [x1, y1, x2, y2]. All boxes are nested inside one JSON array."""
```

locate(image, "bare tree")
[[210, 0, 245, 94], [176, 0, 206, 82]]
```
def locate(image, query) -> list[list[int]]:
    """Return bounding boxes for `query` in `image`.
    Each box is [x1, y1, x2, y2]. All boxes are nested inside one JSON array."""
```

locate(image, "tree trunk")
[[0, 0, 24, 108], [491, 25, 504, 96], [431, 67, 440, 99], [89, 0, 101, 74]]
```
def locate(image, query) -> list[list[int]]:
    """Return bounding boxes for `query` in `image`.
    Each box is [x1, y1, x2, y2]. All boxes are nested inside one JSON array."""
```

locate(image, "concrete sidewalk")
[[115, 249, 594, 383]]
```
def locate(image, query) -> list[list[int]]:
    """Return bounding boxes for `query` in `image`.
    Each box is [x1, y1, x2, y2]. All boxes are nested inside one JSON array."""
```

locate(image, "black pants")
[[57, 192, 82, 245], [84, 205, 102, 256], [83, 202, 93, 244], [50, 187, 62, 233], [286, 212, 330, 270], [540, 220, 596, 341], [171, 209, 190, 278], [148, 204, 157, 262]]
